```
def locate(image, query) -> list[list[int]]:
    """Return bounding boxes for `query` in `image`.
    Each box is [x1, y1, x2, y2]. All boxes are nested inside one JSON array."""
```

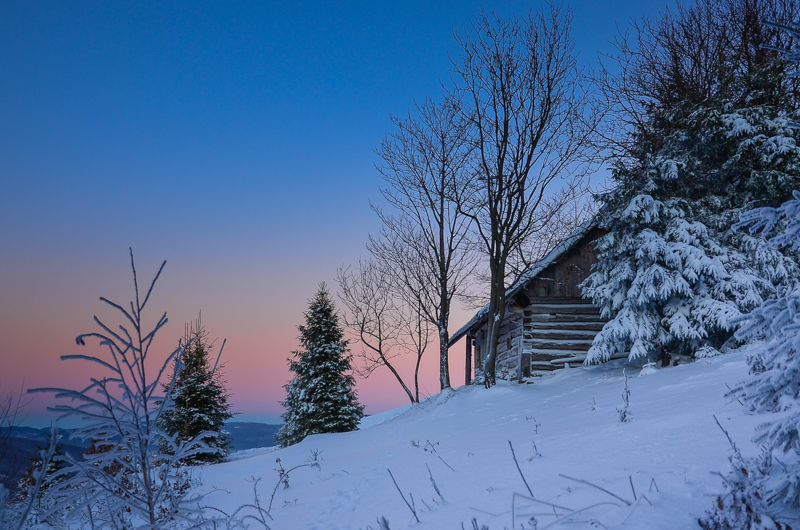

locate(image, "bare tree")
[[371, 96, 475, 391], [0, 383, 30, 494], [337, 259, 432, 404], [453, 5, 597, 386]]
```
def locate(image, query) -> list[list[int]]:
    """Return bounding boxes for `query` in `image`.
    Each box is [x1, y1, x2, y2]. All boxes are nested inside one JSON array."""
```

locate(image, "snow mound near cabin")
[[196, 350, 785, 529]]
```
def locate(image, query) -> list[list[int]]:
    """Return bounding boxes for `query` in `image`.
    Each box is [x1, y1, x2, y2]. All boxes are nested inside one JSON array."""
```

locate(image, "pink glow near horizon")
[[0, 255, 473, 427]]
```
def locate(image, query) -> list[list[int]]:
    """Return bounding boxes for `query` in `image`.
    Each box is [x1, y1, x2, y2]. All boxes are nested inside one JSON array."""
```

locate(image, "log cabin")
[[449, 219, 623, 383]]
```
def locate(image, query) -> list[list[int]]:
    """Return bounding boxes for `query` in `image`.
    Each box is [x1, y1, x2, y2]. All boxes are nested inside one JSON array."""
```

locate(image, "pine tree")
[[275, 284, 364, 448], [160, 316, 234, 464]]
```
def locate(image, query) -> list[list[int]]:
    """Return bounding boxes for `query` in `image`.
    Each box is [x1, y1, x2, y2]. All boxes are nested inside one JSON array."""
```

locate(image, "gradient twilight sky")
[[0, 0, 668, 426]]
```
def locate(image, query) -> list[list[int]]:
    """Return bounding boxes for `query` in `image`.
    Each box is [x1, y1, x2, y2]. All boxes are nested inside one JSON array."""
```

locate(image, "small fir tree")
[[275, 284, 364, 448], [160, 316, 234, 464]]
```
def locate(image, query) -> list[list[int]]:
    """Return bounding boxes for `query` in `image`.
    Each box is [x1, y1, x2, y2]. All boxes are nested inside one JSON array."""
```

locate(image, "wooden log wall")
[[465, 226, 614, 381], [495, 311, 524, 376]]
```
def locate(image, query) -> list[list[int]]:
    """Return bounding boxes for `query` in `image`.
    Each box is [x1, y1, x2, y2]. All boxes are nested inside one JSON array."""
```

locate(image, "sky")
[[0, 0, 669, 427]]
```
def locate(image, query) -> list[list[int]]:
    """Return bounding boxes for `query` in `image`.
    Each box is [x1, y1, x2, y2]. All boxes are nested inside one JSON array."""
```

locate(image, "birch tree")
[[371, 96, 475, 391]]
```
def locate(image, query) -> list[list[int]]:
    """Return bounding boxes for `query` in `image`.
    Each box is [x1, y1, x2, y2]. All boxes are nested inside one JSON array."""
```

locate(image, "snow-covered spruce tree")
[[584, 3, 800, 364], [275, 284, 364, 448], [733, 183, 800, 513], [160, 316, 234, 464], [30, 250, 217, 529]]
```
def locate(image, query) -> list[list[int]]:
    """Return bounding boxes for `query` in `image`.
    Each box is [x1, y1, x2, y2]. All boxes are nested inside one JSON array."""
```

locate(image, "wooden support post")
[[465, 333, 472, 386]]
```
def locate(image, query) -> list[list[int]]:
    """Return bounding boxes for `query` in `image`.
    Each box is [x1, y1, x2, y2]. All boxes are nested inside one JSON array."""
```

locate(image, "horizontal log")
[[526, 303, 602, 315], [528, 348, 590, 360], [526, 321, 606, 331], [526, 338, 595, 350], [525, 329, 598, 340], [525, 313, 605, 324], [529, 349, 629, 370], [521, 297, 590, 304]]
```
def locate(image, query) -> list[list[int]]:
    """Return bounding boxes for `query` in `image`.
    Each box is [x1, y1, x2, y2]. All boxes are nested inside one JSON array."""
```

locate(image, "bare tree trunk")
[[482, 256, 507, 387], [452, 6, 597, 387]]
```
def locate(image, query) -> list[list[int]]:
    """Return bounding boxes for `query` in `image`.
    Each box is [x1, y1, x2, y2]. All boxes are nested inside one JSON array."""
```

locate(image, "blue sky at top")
[[0, 0, 670, 425]]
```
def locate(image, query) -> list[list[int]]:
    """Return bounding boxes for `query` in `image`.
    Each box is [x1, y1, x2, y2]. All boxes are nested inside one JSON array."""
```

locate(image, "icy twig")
[[724, 383, 744, 406], [712, 415, 741, 459], [558, 474, 631, 506], [468, 506, 504, 517], [438, 455, 455, 471], [208, 337, 227, 379], [649, 477, 659, 492], [462, 518, 483, 530], [267, 452, 321, 515], [628, 475, 637, 501], [619, 492, 654, 526], [617, 369, 632, 423], [539, 502, 621, 529], [512, 492, 573, 527], [512, 493, 574, 512], [426, 463, 444, 502], [250, 477, 274, 523], [620, 495, 644, 525], [387, 469, 419, 523], [225, 476, 274, 529], [509, 440, 534, 497]]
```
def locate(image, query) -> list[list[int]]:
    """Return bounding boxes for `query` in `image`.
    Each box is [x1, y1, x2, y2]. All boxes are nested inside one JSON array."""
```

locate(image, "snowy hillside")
[[196, 350, 777, 529]]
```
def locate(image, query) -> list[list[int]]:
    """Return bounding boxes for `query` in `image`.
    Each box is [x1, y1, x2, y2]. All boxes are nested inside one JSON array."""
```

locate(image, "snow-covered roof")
[[448, 217, 598, 346]]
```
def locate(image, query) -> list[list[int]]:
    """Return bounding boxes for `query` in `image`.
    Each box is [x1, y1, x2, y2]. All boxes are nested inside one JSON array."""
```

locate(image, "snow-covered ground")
[[196, 350, 776, 529]]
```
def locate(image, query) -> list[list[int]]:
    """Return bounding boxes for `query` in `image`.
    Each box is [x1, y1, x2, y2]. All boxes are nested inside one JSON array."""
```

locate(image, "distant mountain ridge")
[[1, 422, 280, 493], [5, 421, 281, 456], [0, 428, 88, 493], [223, 422, 281, 451]]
